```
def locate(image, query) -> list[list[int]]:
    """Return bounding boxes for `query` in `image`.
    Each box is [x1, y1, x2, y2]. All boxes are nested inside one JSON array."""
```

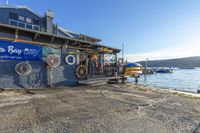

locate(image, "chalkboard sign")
[[0, 40, 42, 61]]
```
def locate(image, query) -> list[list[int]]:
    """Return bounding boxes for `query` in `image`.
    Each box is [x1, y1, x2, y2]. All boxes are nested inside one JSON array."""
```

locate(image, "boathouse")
[[0, 5, 121, 89]]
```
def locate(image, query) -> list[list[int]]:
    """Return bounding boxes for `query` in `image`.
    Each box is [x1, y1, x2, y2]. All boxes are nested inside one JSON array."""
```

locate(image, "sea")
[[129, 68, 200, 93]]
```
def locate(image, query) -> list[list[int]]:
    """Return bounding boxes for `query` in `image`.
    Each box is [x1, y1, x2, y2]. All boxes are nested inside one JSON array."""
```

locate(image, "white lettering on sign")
[[0, 47, 6, 53], [24, 48, 38, 56], [8, 46, 22, 55]]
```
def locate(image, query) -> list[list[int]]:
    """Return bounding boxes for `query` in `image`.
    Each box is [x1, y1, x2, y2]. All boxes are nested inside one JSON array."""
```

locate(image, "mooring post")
[[47, 66, 53, 88], [122, 75, 126, 84], [135, 75, 139, 85]]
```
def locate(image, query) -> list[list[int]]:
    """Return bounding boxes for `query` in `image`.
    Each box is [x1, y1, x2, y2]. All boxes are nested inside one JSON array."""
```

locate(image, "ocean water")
[[129, 68, 200, 93]]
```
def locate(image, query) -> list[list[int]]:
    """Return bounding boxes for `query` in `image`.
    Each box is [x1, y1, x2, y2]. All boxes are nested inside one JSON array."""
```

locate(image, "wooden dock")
[[78, 76, 127, 84]]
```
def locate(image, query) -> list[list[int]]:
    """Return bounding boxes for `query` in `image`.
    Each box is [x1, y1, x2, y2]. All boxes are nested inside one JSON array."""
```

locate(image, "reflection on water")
[[129, 68, 200, 93]]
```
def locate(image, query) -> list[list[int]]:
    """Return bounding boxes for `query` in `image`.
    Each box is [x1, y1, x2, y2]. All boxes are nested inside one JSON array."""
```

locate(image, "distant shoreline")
[[137, 56, 200, 67]]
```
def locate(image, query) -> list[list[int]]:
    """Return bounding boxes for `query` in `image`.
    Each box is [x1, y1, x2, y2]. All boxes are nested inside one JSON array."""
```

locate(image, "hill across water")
[[137, 56, 200, 67]]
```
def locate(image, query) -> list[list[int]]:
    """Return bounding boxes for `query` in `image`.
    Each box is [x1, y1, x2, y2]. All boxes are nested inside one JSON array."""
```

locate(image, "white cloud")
[[125, 44, 200, 62], [124, 25, 200, 62]]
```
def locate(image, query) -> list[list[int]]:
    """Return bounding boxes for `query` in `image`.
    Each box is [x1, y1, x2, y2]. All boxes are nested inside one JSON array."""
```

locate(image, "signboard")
[[0, 40, 42, 61], [104, 54, 115, 63]]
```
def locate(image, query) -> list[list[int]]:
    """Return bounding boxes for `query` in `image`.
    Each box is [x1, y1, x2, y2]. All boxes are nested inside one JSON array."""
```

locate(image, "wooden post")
[[47, 66, 53, 88], [102, 53, 104, 77], [114, 52, 118, 76], [86, 53, 89, 78], [122, 75, 126, 84], [135, 75, 139, 85], [15, 29, 18, 41]]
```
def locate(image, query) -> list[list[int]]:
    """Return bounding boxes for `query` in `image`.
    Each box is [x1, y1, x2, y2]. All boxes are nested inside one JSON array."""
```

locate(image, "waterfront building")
[[0, 4, 121, 89]]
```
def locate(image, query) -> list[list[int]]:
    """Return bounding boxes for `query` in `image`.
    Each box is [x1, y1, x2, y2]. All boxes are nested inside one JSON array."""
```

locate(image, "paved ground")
[[0, 84, 200, 133]]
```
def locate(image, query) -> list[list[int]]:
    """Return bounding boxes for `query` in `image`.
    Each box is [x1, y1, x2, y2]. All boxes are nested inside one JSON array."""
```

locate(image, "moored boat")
[[156, 68, 174, 73], [178, 66, 195, 69]]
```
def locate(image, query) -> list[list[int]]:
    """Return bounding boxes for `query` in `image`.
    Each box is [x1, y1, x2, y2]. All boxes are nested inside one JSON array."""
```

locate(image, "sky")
[[2, 0, 200, 62]]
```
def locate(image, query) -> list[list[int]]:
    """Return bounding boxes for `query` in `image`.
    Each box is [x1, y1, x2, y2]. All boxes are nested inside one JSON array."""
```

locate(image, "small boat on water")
[[179, 66, 195, 69], [156, 68, 174, 73]]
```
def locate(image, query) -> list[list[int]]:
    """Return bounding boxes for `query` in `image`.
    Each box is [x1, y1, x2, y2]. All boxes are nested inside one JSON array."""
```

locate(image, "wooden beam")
[[14, 29, 18, 41], [0, 37, 104, 53], [78, 44, 83, 48], [50, 36, 55, 42], [33, 33, 39, 40], [0, 23, 121, 53], [0, 37, 61, 48], [71, 41, 78, 45]]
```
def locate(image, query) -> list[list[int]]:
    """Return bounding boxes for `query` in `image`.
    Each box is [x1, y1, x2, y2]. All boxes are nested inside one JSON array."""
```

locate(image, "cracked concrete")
[[0, 83, 200, 133]]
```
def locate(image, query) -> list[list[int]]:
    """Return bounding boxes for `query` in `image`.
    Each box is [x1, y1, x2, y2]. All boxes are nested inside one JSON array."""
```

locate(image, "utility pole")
[[145, 58, 149, 73], [5, 0, 8, 5], [144, 58, 149, 82], [145, 58, 148, 70], [122, 43, 124, 64]]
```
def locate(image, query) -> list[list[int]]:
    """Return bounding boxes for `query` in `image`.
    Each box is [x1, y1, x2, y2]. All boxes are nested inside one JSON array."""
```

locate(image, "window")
[[33, 19, 39, 25], [9, 12, 18, 20], [18, 23, 25, 28], [26, 18, 32, 23], [33, 26, 39, 31], [9, 20, 17, 26], [18, 16, 25, 21], [26, 24, 32, 29]]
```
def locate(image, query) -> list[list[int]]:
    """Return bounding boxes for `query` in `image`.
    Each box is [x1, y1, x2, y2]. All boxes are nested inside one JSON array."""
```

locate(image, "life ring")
[[76, 65, 88, 79], [65, 55, 76, 65], [15, 62, 32, 76], [46, 54, 61, 68]]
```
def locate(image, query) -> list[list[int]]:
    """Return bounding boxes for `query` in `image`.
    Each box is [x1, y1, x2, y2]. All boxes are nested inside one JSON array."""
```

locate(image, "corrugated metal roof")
[[0, 5, 42, 18], [58, 27, 75, 38]]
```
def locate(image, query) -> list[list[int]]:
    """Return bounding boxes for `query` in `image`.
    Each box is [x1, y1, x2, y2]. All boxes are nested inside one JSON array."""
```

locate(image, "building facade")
[[0, 5, 102, 41], [0, 5, 120, 89]]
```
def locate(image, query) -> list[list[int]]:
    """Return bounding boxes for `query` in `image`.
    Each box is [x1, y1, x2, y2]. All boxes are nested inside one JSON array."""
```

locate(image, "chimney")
[[44, 10, 54, 34]]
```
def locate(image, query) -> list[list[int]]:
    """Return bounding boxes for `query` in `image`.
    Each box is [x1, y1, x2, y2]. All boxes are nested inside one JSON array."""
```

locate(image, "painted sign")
[[104, 54, 115, 63], [0, 40, 42, 61]]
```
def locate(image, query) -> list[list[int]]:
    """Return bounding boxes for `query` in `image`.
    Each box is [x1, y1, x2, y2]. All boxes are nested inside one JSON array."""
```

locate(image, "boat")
[[156, 68, 174, 73], [124, 63, 142, 77], [178, 66, 195, 69]]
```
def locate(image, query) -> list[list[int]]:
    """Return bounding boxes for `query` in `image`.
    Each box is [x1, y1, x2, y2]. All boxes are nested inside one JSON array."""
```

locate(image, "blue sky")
[[2, 0, 200, 61]]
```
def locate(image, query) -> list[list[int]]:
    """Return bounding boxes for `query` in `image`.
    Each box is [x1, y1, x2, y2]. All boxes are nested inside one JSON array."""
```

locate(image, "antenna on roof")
[[5, 0, 8, 5]]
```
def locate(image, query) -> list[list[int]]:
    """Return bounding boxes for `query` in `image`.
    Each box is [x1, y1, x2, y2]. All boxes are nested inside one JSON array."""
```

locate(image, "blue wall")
[[0, 41, 78, 89], [0, 55, 78, 89], [0, 7, 82, 89]]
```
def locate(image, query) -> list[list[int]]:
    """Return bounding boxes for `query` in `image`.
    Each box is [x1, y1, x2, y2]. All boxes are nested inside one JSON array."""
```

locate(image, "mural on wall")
[[0, 40, 42, 61]]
